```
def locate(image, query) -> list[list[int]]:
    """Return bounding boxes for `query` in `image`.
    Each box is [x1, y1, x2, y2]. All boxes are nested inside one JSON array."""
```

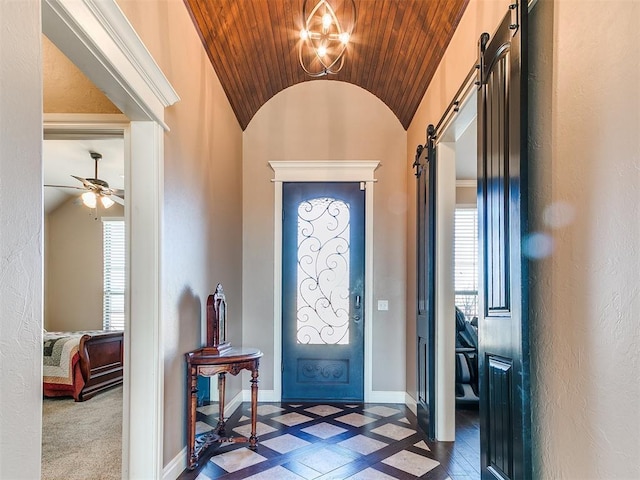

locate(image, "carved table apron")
[[185, 347, 263, 470]]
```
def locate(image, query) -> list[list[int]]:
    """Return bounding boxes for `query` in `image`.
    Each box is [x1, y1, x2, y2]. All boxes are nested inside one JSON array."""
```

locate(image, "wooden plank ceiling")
[[184, 0, 469, 130]]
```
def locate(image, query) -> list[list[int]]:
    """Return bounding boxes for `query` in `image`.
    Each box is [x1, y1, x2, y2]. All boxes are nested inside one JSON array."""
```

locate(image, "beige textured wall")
[[243, 81, 407, 394], [44, 199, 124, 332], [529, 0, 640, 477], [116, 0, 244, 466], [0, 0, 43, 476], [43, 35, 120, 114], [405, 0, 508, 400]]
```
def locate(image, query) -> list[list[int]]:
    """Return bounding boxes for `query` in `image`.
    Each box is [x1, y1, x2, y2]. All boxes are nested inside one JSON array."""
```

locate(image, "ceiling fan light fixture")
[[298, 0, 356, 77], [101, 195, 115, 209], [82, 191, 97, 209]]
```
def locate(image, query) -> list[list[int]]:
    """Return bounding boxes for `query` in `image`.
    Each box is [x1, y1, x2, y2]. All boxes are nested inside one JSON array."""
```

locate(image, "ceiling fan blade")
[[112, 188, 125, 199], [71, 175, 97, 189], [109, 194, 125, 206], [44, 184, 86, 191]]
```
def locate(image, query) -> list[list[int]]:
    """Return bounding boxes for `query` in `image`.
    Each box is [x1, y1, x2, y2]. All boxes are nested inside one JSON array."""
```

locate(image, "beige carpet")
[[42, 386, 122, 480]]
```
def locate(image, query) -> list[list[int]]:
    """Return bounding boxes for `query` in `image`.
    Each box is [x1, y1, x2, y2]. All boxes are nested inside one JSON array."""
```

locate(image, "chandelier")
[[299, 0, 356, 77]]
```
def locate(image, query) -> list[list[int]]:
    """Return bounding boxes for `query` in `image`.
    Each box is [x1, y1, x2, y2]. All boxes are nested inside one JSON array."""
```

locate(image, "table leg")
[[249, 366, 259, 450], [217, 372, 226, 434], [187, 366, 198, 470]]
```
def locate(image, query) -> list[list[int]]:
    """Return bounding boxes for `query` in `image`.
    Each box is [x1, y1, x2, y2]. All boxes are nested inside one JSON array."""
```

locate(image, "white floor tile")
[[300, 422, 347, 439], [257, 404, 285, 415], [209, 447, 267, 473], [364, 406, 400, 417], [233, 421, 277, 438], [414, 440, 431, 451], [296, 447, 354, 474], [335, 413, 377, 427], [370, 423, 415, 441], [338, 434, 388, 455], [381, 450, 440, 477], [272, 412, 314, 426], [243, 465, 305, 479], [346, 467, 399, 480], [195, 421, 215, 436], [304, 405, 343, 416], [261, 433, 311, 454], [196, 404, 219, 416]]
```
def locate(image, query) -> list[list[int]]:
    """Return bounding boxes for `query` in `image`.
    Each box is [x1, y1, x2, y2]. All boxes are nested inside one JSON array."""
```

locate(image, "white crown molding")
[[42, 0, 179, 130], [269, 160, 380, 182]]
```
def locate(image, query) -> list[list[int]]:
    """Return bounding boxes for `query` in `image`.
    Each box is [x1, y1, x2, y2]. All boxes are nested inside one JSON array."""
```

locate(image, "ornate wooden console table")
[[185, 284, 262, 470], [185, 346, 263, 470]]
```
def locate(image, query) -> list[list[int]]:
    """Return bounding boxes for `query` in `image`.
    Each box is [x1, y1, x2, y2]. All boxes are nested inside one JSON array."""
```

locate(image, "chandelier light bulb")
[[322, 13, 332, 29], [82, 191, 97, 209], [300, 29, 309, 40], [317, 45, 327, 57], [339, 32, 350, 45]]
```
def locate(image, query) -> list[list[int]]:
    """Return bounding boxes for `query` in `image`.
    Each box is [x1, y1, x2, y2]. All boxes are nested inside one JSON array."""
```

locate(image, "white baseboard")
[[404, 392, 417, 415], [162, 391, 244, 480], [242, 389, 278, 402], [241, 389, 406, 404], [162, 446, 186, 480]]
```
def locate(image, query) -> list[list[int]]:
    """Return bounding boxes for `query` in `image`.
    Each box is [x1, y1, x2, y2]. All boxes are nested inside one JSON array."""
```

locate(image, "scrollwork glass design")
[[296, 197, 350, 345]]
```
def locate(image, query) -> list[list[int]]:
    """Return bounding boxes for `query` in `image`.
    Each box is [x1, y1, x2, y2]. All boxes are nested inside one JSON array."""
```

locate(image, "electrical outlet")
[[377, 300, 389, 311]]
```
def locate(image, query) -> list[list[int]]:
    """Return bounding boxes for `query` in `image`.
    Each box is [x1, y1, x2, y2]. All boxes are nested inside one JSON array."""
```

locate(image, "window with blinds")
[[103, 219, 125, 331], [454, 208, 478, 319]]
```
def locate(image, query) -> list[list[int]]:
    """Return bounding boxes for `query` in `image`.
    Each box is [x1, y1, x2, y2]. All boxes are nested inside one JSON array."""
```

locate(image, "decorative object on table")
[[205, 283, 230, 355]]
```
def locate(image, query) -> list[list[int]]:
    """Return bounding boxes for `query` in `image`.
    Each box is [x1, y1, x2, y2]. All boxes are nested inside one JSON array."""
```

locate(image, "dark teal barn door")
[[477, 3, 531, 478]]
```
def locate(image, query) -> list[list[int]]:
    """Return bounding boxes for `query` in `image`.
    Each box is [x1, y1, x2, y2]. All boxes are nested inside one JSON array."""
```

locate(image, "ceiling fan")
[[45, 151, 124, 209]]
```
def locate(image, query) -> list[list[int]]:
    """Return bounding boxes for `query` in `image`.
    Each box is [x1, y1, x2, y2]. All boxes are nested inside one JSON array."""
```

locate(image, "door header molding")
[[269, 161, 380, 182]]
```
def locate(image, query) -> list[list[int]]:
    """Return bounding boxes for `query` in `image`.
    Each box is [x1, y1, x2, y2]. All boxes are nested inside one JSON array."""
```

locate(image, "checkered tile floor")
[[179, 402, 479, 480]]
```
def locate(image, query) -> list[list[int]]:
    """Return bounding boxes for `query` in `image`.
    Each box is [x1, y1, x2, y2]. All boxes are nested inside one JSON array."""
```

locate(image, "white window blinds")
[[103, 219, 125, 331], [454, 208, 478, 319]]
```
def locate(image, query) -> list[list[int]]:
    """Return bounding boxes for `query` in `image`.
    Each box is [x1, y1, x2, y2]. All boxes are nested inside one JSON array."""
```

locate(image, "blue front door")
[[282, 182, 365, 402]]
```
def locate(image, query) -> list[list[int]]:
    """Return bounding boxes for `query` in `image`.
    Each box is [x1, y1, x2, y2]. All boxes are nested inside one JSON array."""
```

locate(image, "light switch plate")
[[377, 300, 389, 311]]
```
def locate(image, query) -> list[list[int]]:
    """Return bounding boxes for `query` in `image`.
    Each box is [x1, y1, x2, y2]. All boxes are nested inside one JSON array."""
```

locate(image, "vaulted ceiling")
[[184, 0, 469, 130]]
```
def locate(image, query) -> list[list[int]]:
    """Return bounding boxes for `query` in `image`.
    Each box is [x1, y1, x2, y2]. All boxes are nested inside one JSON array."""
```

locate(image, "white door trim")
[[41, 1, 178, 477], [269, 160, 380, 402]]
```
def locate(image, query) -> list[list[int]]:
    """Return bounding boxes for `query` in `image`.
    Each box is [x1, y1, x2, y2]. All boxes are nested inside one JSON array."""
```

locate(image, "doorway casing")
[[269, 161, 380, 402], [427, 80, 478, 442]]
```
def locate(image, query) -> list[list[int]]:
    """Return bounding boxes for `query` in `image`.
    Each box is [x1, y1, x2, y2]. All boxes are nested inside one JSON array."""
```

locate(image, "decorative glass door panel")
[[297, 197, 350, 346], [283, 182, 364, 401]]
